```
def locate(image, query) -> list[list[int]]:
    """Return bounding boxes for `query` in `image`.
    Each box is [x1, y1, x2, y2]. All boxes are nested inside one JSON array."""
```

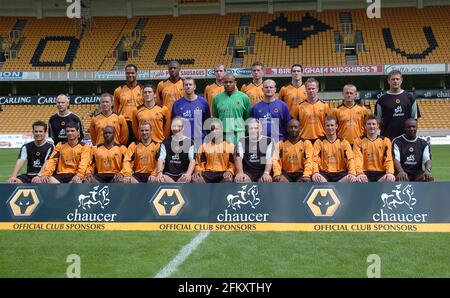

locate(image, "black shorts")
[[202, 171, 225, 183], [244, 171, 264, 182], [17, 174, 36, 183], [93, 173, 116, 183], [319, 171, 348, 182], [365, 171, 385, 182], [282, 172, 303, 182], [165, 173, 183, 182], [54, 173, 76, 183], [132, 173, 151, 183]]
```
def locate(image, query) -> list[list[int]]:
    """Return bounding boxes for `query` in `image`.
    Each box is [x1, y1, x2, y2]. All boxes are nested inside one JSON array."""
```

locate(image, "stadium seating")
[[0, 7, 449, 70], [0, 104, 97, 134]]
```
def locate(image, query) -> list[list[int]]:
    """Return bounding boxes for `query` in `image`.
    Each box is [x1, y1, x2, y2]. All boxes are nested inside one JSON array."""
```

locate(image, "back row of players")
[[8, 61, 433, 183]]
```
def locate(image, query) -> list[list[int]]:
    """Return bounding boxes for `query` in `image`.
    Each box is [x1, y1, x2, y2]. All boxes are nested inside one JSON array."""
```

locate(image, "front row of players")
[[9, 116, 433, 184]]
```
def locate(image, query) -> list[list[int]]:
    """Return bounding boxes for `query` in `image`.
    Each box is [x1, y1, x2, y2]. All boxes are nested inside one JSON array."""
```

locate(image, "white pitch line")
[[154, 230, 210, 278]]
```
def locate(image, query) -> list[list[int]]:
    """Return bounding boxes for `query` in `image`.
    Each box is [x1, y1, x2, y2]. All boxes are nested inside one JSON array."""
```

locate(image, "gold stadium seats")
[[0, 6, 449, 70], [0, 105, 98, 134]]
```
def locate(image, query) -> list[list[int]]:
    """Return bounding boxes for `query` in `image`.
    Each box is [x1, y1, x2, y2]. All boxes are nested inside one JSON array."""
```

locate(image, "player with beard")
[[113, 64, 144, 145], [272, 119, 313, 182], [156, 60, 184, 118], [85, 126, 127, 183]]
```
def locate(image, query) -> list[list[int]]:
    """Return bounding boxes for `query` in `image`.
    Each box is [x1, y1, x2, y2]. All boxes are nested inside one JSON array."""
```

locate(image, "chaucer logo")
[[304, 187, 341, 218], [372, 184, 428, 223], [151, 188, 186, 216], [7, 187, 41, 217]]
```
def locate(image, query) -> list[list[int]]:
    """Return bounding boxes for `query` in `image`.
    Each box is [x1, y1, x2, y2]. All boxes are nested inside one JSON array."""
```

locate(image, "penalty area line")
[[154, 230, 210, 278]]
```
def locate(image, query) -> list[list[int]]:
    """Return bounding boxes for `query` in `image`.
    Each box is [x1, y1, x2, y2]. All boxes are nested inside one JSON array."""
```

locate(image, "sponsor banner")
[[428, 136, 450, 145], [0, 95, 101, 105], [1, 183, 450, 232], [384, 64, 446, 74], [0, 134, 33, 148], [94, 71, 150, 80], [0, 135, 54, 148], [0, 72, 40, 80], [356, 90, 450, 100], [265, 65, 382, 76], [150, 69, 207, 79], [0, 72, 23, 80], [206, 68, 253, 78]]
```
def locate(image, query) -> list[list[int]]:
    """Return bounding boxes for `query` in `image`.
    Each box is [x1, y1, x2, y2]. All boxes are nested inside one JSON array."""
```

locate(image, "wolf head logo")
[[15, 193, 35, 214], [159, 192, 181, 214], [257, 13, 332, 48], [312, 192, 335, 215]]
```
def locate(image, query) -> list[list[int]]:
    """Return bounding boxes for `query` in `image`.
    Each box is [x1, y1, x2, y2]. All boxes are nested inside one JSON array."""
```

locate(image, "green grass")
[[0, 231, 449, 277], [1, 146, 450, 278], [0, 231, 196, 278]]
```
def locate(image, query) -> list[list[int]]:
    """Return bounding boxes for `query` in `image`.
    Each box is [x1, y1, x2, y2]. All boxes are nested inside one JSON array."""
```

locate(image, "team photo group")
[[7, 60, 433, 185]]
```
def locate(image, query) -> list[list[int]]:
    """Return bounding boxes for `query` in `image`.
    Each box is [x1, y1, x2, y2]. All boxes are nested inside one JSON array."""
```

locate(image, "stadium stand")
[[0, 7, 450, 70], [0, 104, 97, 134]]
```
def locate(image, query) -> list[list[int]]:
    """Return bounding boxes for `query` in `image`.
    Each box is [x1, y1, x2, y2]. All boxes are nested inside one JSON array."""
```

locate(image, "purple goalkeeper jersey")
[[171, 96, 211, 146], [250, 99, 291, 142]]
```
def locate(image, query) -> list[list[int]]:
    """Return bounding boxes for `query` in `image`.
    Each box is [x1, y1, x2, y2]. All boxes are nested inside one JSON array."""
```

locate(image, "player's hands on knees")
[[123, 176, 132, 184], [300, 176, 311, 182], [347, 174, 357, 183], [385, 173, 396, 182], [357, 174, 368, 183], [312, 173, 323, 183], [259, 173, 272, 183], [178, 173, 191, 183], [71, 175, 83, 184], [234, 172, 246, 183], [223, 171, 233, 182], [148, 175, 158, 183], [273, 175, 282, 182], [192, 172, 202, 181], [31, 176, 42, 183], [156, 173, 164, 182], [7, 176, 19, 183], [85, 174, 95, 183], [396, 171, 409, 181], [113, 173, 124, 183], [423, 172, 433, 182]]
